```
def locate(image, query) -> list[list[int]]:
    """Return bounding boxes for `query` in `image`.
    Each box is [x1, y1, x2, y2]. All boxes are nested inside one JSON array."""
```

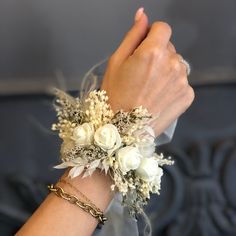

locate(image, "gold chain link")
[[48, 184, 107, 225]]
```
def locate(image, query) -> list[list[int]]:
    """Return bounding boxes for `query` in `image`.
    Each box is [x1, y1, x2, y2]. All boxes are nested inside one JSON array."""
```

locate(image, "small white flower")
[[94, 124, 122, 155], [73, 123, 94, 146], [136, 157, 163, 182], [116, 146, 142, 173]]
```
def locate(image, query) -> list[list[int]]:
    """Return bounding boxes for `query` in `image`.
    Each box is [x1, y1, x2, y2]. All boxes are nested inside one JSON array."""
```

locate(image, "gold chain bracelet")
[[58, 178, 101, 213], [48, 184, 107, 225]]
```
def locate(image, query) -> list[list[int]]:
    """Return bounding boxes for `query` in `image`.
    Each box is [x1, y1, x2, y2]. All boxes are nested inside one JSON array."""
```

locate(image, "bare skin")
[[17, 8, 194, 236]]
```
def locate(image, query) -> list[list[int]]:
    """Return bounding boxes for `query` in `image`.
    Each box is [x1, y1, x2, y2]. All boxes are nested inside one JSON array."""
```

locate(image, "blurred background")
[[0, 0, 236, 235]]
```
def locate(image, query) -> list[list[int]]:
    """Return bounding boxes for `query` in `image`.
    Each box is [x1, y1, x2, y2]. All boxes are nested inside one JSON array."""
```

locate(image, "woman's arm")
[[17, 170, 113, 236], [17, 8, 194, 236]]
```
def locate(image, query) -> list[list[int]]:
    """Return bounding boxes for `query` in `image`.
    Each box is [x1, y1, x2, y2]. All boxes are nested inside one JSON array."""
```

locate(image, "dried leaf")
[[82, 169, 95, 178], [102, 159, 109, 174], [89, 159, 101, 169], [72, 157, 87, 165], [54, 161, 75, 169], [69, 166, 84, 178]]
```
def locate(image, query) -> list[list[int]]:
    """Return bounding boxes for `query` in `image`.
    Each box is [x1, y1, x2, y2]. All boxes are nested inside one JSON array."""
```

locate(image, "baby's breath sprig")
[[84, 90, 114, 129]]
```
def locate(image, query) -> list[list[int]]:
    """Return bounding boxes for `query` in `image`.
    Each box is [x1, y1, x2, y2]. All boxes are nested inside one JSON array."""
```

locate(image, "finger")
[[140, 21, 172, 49], [113, 9, 149, 63], [176, 54, 191, 77], [167, 42, 176, 53], [171, 53, 189, 77]]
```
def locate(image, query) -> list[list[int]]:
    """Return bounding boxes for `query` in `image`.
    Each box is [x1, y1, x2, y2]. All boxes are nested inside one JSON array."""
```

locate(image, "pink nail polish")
[[134, 7, 144, 22]]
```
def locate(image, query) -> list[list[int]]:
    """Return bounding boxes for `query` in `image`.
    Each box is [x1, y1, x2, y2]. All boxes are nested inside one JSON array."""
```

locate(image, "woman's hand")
[[101, 9, 194, 136]]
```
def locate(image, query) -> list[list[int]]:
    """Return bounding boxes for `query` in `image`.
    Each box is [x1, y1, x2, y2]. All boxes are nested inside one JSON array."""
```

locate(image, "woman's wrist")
[[59, 169, 115, 212]]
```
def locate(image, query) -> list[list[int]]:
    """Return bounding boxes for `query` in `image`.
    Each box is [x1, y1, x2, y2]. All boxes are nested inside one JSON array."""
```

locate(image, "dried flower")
[[136, 157, 162, 182], [73, 123, 94, 146], [94, 124, 122, 155], [116, 146, 141, 173]]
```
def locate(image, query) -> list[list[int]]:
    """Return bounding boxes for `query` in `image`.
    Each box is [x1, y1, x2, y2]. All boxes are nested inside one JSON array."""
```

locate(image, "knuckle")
[[136, 47, 162, 61], [168, 42, 176, 53], [171, 57, 182, 72], [148, 47, 162, 60], [108, 53, 118, 65], [185, 86, 195, 106], [177, 76, 188, 88], [152, 21, 172, 35]]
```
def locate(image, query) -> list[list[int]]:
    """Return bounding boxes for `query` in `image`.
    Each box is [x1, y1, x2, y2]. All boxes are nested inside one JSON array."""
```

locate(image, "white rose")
[[116, 146, 142, 173], [136, 157, 162, 182], [73, 123, 94, 146], [94, 124, 122, 154]]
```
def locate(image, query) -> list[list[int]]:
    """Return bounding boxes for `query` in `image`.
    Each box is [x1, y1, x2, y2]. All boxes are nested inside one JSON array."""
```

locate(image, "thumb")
[[114, 8, 149, 63]]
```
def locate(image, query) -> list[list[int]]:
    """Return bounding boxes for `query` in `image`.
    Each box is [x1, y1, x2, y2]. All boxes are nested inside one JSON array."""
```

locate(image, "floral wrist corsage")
[[52, 89, 173, 216]]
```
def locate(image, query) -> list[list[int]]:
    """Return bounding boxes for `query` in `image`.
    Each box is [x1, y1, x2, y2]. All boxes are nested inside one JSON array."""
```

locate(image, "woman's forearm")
[[16, 170, 114, 236]]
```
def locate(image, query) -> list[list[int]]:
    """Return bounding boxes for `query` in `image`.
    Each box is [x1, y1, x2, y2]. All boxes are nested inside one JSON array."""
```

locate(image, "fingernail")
[[134, 7, 144, 22]]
